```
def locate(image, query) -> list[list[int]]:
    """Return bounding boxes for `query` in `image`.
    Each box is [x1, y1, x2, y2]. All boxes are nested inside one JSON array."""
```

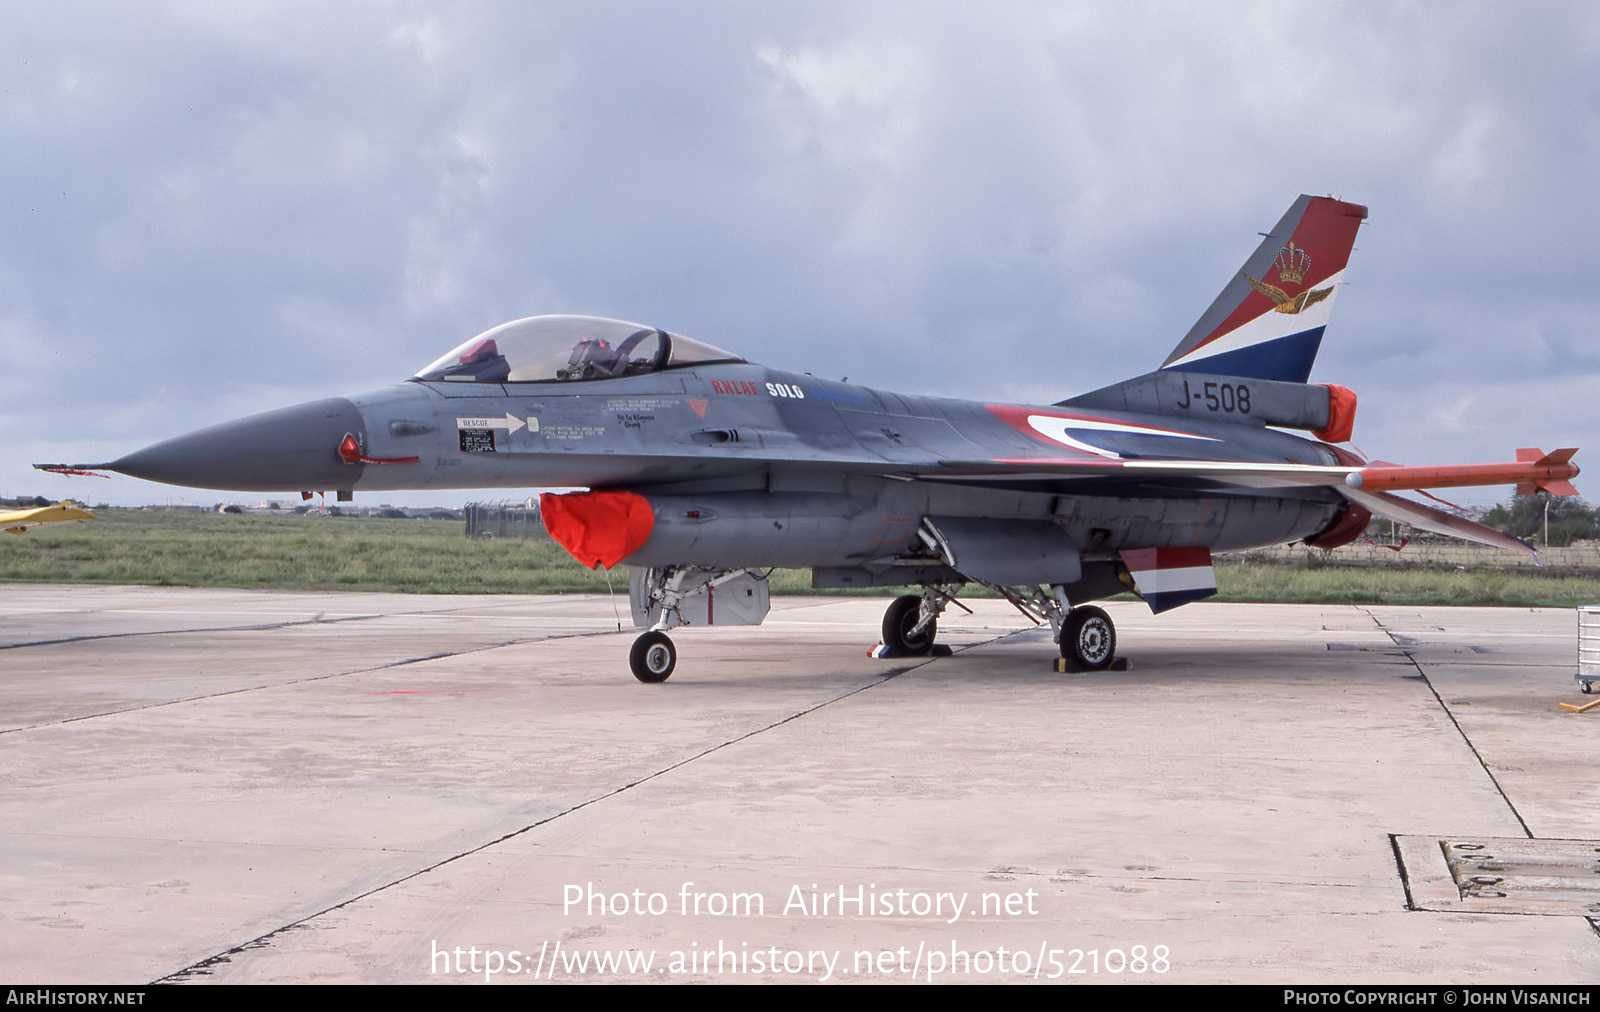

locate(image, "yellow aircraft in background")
[[1, 501, 96, 535]]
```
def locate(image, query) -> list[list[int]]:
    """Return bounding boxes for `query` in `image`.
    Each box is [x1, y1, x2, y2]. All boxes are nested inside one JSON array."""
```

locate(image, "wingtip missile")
[[1345, 449, 1581, 496]]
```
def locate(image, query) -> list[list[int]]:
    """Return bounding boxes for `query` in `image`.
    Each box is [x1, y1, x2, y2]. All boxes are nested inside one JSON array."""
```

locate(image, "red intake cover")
[[1313, 384, 1357, 443], [540, 490, 655, 570]]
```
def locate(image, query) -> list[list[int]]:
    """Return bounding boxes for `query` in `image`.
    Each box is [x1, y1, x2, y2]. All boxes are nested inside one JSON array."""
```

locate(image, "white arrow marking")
[[1026, 414, 1219, 459], [456, 414, 534, 434]]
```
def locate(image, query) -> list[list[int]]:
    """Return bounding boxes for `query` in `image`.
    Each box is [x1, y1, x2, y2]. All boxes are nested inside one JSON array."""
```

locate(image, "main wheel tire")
[[882, 594, 936, 656], [629, 631, 677, 683], [1062, 606, 1115, 670]]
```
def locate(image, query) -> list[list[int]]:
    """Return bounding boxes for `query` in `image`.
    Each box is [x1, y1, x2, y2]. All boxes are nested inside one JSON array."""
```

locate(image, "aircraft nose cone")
[[110, 397, 367, 492]]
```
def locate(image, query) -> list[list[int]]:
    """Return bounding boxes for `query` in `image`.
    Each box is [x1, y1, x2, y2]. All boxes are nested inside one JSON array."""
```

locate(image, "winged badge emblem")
[[1241, 273, 1334, 314]]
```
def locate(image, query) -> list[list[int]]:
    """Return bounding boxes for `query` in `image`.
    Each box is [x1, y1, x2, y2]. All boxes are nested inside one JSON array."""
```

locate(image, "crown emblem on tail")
[[1273, 242, 1312, 284]]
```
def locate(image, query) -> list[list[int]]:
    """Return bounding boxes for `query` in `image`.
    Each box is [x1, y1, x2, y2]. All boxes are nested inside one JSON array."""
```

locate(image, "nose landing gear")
[[629, 630, 677, 683]]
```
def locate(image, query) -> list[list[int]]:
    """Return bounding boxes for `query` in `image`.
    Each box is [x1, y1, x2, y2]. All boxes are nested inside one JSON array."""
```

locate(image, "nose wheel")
[[629, 631, 677, 683]]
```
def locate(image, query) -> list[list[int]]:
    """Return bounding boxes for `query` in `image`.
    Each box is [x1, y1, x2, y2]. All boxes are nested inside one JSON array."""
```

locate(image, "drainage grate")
[[1394, 835, 1600, 916]]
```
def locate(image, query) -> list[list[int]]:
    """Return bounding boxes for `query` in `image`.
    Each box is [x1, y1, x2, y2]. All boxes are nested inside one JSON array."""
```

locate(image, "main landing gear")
[[1060, 605, 1116, 671], [876, 587, 964, 658], [624, 567, 1124, 682], [882, 594, 936, 656], [874, 584, 1121, 671]]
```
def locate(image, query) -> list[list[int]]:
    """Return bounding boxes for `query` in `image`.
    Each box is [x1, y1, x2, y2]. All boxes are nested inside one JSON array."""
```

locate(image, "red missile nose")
[[338, 433, 361, 465]]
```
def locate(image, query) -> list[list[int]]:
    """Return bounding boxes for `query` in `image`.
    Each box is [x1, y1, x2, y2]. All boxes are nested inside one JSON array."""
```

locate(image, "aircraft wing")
[[912, 451, 1574, 557], [920, 449, 1580, 498], [0, 501, 96, 535]]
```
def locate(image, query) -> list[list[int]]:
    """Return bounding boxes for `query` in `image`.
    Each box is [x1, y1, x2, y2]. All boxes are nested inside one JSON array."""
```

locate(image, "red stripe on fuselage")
[[985, 403, 1206, 454]]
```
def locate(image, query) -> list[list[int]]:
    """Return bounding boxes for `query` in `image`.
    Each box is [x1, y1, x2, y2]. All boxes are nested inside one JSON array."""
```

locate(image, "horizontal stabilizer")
[[1339, 487, 1536, 557]]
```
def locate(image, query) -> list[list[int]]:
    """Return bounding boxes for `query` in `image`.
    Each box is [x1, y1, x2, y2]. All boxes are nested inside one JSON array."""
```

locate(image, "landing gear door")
[[628, 566, 772, 629], [922, 516, 1082, 588]]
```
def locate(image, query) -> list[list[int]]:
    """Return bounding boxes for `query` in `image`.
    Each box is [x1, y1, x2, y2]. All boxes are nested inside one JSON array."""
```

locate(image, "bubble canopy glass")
[[414, 315, 744, 384]]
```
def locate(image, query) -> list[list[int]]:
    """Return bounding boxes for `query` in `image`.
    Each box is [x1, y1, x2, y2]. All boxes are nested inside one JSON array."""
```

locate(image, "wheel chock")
[[871, 643, 952, 659], [1053, 657, 1131, 673]]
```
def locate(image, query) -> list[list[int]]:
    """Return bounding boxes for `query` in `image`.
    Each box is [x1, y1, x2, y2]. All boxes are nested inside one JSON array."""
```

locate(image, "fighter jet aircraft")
[[39, 195, 1580, 682]]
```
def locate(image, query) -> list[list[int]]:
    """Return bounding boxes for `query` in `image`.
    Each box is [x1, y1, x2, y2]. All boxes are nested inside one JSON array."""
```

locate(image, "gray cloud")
[[6, 1, 1598, 508]]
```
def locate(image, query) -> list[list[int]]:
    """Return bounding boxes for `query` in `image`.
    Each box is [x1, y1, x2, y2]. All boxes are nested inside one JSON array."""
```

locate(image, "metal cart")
[[1579, 606, 1600, 694]]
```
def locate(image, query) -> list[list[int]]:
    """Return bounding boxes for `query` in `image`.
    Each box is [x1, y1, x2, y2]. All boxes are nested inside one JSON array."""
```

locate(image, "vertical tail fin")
[[1161, 195, 1368, 383]]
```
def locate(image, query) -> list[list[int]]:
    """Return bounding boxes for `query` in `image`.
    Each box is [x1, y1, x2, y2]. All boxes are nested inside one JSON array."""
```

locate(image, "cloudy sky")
[[5, 2, 1598, 507]]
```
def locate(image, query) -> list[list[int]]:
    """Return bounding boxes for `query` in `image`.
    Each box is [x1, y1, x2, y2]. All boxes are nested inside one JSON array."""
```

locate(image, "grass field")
[[0, 508, 806, 595], [1212, 559, 1600, 608], [3, 508, 1600, 607]]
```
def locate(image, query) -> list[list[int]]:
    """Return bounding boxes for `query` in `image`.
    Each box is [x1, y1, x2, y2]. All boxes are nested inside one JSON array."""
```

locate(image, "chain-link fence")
[[464, 500, 546, 540]]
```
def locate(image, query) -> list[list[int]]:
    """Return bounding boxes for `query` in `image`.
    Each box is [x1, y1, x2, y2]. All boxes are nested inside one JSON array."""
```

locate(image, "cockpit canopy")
[[413, 315, 744, 384]]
